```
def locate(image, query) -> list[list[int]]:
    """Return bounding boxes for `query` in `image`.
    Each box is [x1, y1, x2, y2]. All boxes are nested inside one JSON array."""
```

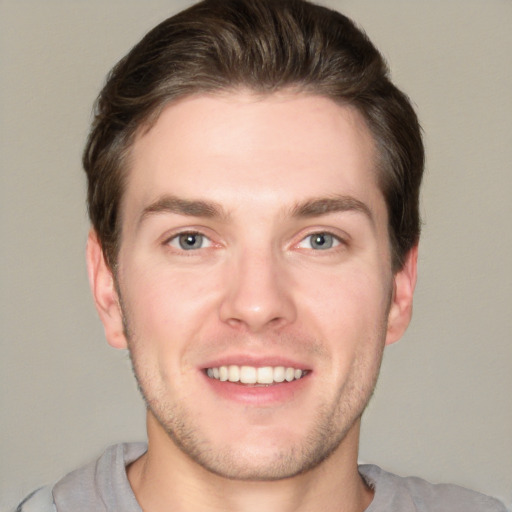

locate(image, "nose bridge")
[[220, 243, 296, 331]]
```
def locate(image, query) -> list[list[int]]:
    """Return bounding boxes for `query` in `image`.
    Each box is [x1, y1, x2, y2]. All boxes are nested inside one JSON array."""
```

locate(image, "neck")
[[127, 414, 373, 512]]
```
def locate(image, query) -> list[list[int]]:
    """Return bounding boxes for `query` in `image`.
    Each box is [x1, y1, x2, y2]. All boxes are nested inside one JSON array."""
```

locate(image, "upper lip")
[[201, 354, 312, 370]]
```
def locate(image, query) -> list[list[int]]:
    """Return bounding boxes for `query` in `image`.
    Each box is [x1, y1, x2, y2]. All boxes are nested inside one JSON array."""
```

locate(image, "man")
[[16, 0, 507, 510]]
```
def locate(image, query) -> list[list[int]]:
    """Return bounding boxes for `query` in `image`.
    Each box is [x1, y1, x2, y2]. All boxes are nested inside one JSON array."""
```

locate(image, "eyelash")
[[165, 231, 213, 251], [164, 230, 346, 254], [296, 232, 344, 251]]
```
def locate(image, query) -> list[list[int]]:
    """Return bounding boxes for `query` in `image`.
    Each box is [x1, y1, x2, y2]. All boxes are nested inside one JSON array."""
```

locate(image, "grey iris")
[[311, 233, 334, 250], [179, 233, 203, 250]]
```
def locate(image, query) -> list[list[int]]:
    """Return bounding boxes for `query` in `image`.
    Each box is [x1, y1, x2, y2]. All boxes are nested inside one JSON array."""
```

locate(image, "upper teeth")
[[207, 365, 305, 384]]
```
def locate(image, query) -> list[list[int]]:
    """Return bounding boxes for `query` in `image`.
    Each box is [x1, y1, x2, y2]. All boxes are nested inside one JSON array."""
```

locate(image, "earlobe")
[[385, 245, 418, 346], [86, 229, 127, 349]]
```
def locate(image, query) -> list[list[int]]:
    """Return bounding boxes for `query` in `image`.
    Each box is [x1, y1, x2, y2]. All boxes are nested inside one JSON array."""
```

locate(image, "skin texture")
[[87, 91, 417, 512]]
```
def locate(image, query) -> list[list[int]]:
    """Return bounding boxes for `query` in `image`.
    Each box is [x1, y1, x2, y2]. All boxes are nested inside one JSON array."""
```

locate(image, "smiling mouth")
[[206, 365, 308, 385]]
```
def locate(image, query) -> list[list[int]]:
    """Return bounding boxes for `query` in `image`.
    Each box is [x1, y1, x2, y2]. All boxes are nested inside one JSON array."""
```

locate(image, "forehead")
[[123, 91, 383, 222]]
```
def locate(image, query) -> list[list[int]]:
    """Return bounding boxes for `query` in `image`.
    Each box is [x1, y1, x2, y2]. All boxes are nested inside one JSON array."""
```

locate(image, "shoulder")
[[359, 464, 507, 512], [14, 486, 56, 512], [14, 443, 147, 512]]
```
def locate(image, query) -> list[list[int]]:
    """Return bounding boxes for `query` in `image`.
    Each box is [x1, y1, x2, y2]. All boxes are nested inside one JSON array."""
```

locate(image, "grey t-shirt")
[[16, 443, 507, 511]]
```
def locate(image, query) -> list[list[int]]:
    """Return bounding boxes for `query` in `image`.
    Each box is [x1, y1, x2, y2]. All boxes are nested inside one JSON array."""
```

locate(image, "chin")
[[151, 403, 353, 482], [180, 440, 339, 482]]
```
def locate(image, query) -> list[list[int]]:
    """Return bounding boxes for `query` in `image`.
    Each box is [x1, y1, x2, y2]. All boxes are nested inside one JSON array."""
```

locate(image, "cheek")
[[125, 259, 218, 316], [119, 263, 220, 362], [298, 264, 390, 330], [296, 264, 391, 378]]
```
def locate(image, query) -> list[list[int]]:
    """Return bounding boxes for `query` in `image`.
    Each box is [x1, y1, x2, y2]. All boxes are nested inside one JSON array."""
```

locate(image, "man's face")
[[91, 92, 415, 480]]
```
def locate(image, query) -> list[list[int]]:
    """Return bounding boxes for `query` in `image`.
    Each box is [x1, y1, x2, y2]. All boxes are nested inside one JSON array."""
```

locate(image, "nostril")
[[223, 315, 289, 335]]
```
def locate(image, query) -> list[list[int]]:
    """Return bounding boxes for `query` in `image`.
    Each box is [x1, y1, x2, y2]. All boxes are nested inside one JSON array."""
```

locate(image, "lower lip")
[[202, 371, 311, 406]]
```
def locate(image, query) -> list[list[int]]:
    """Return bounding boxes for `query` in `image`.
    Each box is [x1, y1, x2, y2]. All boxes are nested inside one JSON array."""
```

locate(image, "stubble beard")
[[125, 335, 385, 482], [117, 283, 388, 481]]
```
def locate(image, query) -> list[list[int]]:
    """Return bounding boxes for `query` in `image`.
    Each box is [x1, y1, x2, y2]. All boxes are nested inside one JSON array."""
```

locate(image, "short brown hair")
[[83, 0, 424, 271]]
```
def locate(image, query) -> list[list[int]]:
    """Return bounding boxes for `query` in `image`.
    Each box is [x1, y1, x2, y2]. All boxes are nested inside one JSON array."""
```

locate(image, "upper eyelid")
[[167, 230, 206, 240], [294, 228, 349, 244], [162, 227, 214, 244]]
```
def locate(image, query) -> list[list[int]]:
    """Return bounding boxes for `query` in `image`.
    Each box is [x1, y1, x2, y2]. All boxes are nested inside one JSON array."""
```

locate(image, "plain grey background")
[[1, 1, 511, 509]]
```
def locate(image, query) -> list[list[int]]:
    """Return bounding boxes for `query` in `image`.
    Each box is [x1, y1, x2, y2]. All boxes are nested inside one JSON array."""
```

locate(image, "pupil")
[[315, 234, 325, 245]]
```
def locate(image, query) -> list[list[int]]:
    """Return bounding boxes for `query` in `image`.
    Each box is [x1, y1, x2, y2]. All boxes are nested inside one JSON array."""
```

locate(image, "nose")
[[219, 248, 297, 333]]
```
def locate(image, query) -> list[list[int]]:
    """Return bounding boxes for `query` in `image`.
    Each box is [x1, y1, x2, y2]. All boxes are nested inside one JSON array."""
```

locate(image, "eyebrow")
[[138, 193, 374, 227], [139, 195, 229, 226], [290, 195, 374, 225]]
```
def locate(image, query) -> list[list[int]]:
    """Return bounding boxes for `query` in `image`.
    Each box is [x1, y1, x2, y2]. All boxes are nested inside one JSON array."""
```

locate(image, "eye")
[[298, 232, 341, 250], [167, 232, 212, 251]]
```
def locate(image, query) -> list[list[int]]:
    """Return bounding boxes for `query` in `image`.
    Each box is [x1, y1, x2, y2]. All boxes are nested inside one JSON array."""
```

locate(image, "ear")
[[385, 245, 418, 346], [86, 229, 127, 349]]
